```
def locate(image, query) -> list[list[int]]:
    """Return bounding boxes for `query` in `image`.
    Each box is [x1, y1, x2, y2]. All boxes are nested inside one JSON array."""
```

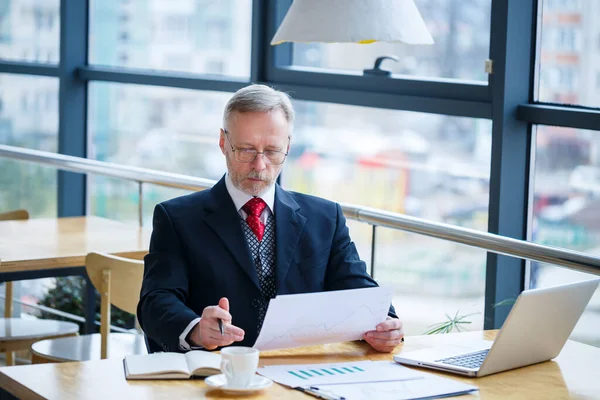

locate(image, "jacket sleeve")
[[137, 203, 200, 352], [325, 203, 398, 318]]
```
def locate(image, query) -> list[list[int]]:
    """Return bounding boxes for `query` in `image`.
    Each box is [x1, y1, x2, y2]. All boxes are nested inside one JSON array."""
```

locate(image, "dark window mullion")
[[485, 0, 539, 329], [0, 61, 59, 77], [57, 0, 88, 217], [517, 103, 600, 131], [269, 66, 490, 103], [77, 66, 247, 92]]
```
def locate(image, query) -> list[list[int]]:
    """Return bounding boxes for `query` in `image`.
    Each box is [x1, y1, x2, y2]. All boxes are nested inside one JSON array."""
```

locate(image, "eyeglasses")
[[223, 130, 289, 165]]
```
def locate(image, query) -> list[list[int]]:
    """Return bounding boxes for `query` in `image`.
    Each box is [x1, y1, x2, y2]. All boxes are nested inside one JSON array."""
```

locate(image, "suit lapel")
[[204, 177, 261, 291], [274, 185, 306, 292]]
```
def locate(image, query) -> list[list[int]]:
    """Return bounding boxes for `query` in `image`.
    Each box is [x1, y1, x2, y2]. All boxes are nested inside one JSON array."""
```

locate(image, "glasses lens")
[[266, 152, 286, 165], [236, 149, 257, 162]]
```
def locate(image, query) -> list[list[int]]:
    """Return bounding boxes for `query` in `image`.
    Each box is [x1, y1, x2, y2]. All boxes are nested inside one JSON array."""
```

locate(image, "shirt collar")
[[225, 173, 275, 214]]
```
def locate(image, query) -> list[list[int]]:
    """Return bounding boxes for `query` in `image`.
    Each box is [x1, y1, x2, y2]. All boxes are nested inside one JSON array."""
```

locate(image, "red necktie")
[[242, 197, 267, 241]]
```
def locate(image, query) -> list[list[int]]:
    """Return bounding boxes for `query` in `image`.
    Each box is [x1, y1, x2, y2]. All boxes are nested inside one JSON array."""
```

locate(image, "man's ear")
[[219, 129, 226, 154]]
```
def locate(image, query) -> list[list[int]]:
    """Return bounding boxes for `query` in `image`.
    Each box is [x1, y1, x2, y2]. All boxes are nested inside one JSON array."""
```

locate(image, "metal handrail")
[[0, 144, 215, 191], [0, 294, 133, 334], [2, 144, 599, 276]]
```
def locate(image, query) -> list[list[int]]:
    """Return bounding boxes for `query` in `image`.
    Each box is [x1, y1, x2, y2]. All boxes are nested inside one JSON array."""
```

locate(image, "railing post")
[[138, 182, 143, 227], [370, 225, 377, 278], [83, 275, 96, 334]]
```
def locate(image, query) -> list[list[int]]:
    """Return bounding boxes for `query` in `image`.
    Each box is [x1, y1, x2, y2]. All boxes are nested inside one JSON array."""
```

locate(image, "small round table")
[[0, 318, 79, 365]]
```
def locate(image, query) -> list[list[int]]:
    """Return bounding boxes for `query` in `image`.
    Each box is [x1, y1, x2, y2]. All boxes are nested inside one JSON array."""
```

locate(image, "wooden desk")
[[0, 216, 150, 333], [0, 331, 598, 399], [0, 216, 150, 273]]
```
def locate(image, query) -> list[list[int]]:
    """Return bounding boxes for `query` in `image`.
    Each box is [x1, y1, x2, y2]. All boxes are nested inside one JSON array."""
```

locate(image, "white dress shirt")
[[178, 174, 275, 350]]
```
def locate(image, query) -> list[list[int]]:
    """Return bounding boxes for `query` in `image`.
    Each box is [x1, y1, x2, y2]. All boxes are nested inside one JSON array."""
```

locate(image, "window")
[[288, 0, 492, 82], [205, 60, 225, 75], [0, 0, 60, 64], [204, 20, 231, 49], [530, 125, 600, 347], [284, 100, 492, 335], [88, 0, 252, 79], [160, 15, 191, 42], [560, 66, 577, 90], [0, 14, 9, 43], [0, 73, 58, 217], [118, 52, 128, 66], [87, 83, 231, 223], [552, 27, 579, 52], [545, 0, 582, 11], [537, 0, 600, 107]]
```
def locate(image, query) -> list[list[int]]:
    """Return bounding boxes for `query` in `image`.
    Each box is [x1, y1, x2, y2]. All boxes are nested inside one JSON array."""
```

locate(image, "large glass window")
[[87, 82, 230, 223], [0, 73, 58, 324], [0, 0, 60, 64], [0, 73, 58, 217], [88, 0, 252, 79], [284, 100, 492, 335], [290, 0, 491, 82], [538, 0, 600, 107], [530, 125, 600, 347]]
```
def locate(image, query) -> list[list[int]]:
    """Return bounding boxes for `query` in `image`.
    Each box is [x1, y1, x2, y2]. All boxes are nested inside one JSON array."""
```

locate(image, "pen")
[[296, 387, 345, 400], [218, 319, 224, 336]]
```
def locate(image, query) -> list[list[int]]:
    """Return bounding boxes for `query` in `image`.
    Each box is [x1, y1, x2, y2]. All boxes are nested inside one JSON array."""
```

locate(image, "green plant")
[[424, 310, 480, 335], [492, 298, 516, 308], [38, 276, 135, 334], [424, 297, 517, 335]]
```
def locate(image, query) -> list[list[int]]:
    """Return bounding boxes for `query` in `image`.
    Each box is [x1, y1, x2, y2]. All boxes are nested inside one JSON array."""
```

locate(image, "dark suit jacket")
[[138, 176, 396, 353]]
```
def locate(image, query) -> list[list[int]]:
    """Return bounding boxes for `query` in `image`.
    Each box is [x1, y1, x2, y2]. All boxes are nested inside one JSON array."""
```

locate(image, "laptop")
[[394, 279, 599, 377]]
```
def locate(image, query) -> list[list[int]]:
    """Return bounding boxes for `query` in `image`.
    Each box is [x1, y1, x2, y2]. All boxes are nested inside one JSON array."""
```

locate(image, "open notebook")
[[124, 350, 221, 380]]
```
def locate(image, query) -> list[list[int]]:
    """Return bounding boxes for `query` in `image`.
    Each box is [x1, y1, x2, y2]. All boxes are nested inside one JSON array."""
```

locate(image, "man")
[[138, 84, 403, 354]]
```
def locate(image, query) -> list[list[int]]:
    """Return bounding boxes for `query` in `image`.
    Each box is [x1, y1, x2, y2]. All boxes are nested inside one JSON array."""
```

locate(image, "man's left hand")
[[363, 317, 404, 353]]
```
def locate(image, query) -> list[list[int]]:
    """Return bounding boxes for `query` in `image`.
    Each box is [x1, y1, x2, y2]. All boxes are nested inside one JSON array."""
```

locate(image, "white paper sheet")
[[309, 376, 478, 400], [257, 361, 424, 387], [253, 286, 392, 351]]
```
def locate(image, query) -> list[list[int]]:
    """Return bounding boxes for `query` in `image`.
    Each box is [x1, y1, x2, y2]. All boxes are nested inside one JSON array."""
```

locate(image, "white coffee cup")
[[220, 347, 259, 388]]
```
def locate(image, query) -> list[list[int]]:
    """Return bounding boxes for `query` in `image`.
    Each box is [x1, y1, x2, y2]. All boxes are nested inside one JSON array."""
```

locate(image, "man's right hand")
[[189, 297, 245, 350]]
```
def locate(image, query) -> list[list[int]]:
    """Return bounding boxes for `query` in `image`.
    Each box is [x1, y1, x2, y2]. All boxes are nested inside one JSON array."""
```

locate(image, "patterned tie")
[[242, 197, 267, 241]]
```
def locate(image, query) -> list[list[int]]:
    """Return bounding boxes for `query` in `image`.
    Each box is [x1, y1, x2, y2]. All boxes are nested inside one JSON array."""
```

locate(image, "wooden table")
[[0, 331, 598, 399], [0, 216, 151, 333], [0, 216, 150, 273]]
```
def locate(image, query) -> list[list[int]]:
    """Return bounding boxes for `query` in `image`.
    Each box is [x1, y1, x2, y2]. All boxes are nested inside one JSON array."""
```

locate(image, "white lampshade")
[[271, 0, 434, 45]]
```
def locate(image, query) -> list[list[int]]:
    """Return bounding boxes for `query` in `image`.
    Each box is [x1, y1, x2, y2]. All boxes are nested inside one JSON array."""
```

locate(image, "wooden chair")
[[31, 252, 147, 363], [0, 209, 79, 366], [0, 209, 30, 322]]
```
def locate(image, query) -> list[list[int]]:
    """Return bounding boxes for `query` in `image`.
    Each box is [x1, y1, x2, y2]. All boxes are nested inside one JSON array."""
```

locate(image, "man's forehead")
[[227, 113, 289, 137], [228, 131, 289, 147], [231, 108, 283, 119]]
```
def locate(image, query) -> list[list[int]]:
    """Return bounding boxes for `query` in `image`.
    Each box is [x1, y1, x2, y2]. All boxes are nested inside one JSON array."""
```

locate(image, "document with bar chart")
[[253, 286, 393, 351], [257, 360, 423, 387]]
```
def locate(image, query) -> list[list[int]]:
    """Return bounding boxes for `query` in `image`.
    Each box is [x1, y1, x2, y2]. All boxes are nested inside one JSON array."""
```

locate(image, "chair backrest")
[[85, 252, 144, 359], [0, 209, 29, 318], [0, 209, 29, 221]]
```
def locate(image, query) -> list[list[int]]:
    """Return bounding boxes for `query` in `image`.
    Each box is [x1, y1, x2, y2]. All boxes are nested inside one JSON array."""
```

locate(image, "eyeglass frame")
[[222, 129, 290, 165]]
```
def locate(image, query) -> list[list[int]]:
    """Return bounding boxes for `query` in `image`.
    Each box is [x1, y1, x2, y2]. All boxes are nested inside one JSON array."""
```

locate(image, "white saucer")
[[205, 374, 273, 393]]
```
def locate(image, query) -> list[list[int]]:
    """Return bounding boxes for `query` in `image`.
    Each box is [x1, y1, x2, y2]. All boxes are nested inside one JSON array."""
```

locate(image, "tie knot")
[[243, 197, 267, 217]]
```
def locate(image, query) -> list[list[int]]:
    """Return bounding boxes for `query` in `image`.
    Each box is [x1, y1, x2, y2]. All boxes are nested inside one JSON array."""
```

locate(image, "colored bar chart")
[[287, 365, 366, 380], [258, 360, 424, 387]]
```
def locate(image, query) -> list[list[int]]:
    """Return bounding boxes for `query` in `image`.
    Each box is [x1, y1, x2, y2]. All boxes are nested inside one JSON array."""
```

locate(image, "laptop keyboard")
[[436, 349, 490, 369]]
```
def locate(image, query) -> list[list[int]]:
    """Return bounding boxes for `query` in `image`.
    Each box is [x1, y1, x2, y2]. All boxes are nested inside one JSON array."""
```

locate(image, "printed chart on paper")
[[253, 286, 393, 351]]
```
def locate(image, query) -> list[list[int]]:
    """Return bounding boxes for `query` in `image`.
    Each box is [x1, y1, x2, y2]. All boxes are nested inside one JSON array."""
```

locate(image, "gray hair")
[[223, 84, 295, 134]]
